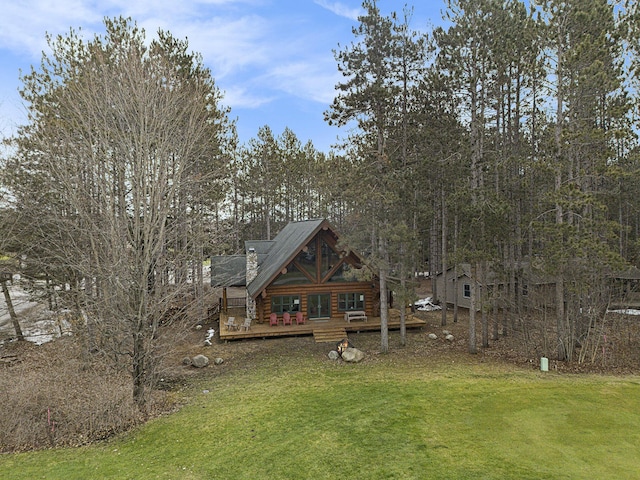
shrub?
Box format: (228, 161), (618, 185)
(0, 337), (161, 452)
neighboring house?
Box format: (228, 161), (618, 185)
(434, 262), (555, 311)
(211, 219), (380, 323)
(609, 266), (640, 309)
(434, 264), (474, 310)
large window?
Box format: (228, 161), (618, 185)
(297, 241), (317, 278)
(271, 295), (300, 314)
(327, 263), (350, 282)
(273, 263), (311, 285)
(338, 292), (365, 311)
(321, 239), (340, 278)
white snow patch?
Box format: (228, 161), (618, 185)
(413, 297), (442, 311)
(22, 317), (73, 345)
(0, 276), (73, 345)
(608, 309), (640, 316)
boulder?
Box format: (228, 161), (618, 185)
(214, 357), (224, 365)
(182, 356), (192, 366)
(445, 334), (455, 342)
(341, 347), (365, 363)
(428, 333), (438, 340)
(191, 354), (210, 368)
(328, 350), (340, 361)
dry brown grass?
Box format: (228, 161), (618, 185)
(0, 337), (165, 452)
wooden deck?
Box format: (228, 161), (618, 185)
(218, 311), (426, 342)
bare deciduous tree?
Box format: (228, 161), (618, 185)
(5, 18), (229, 408)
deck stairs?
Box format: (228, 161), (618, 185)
(313, 327), (347, 343)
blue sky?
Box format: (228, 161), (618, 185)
(0, 1), (445, 152)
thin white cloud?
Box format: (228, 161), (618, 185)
(313, 0), (361, 21)
(0, 0), (102, 57)
(137, 14), (272, 79)
(0, 0), (346, 136)
(221, 85), (274, 109)
(92, 0), (255, 26)
(263, 60), (340, 104)
(0, 0), (263, 59)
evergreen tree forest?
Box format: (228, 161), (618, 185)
(2, 0), (640, 386)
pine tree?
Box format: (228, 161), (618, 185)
(535, 0), (628, 360)
(327, 0), (400, 353)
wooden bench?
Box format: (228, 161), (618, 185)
(344, 310), (367, 323)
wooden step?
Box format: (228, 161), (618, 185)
(313, 327), (347, 343)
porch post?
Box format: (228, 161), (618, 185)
(222, 287), (228, 312)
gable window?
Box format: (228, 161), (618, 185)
(338, 292), (365, 311)
(327, 263), (352, 282)
(297, 241), (317, 279)
(271, 295), (300, 314)
(273, 263), (311, 285)
(463, 283), (471, 298)
(321, 239), (341, 278)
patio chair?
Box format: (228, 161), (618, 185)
(240, 317), (252, 331)
(283, 312), (292, 326)
(225, 317), (238, 331)
(269, 313), (278, 326)
(295, 311), (306, 325)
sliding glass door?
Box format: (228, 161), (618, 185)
(307, 293), (331, 319)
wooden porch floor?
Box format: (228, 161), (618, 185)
(218, 311), (427, 342)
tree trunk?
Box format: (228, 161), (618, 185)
(468, 263), (478, 354)
(453, 214), (459, 323)
(492, 288), (499, 341)
(480, 261), (489, 348)
(2, 279), (23, 341)
(441, 188), (448, 326)
(400, 277), (406, 347)
(400, 253), (407, 347)
(132, 321), (147, 409)
(379, 236), (389, 353)
(554, 30), (567, 362)
(556, 276), (567, 360)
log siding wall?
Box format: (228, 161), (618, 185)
(259, 281), (379, 322)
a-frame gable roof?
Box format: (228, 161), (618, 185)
(247, 218), (333, 299)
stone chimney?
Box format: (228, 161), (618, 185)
(246, 247), (258, 319)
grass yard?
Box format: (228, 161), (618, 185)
(1, 348), (640, 479)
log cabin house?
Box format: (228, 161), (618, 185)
(211, 219), (391, 339)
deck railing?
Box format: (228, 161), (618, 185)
(226, 297), (246, 308)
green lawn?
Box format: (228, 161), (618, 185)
(2, 351), (640, 479)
